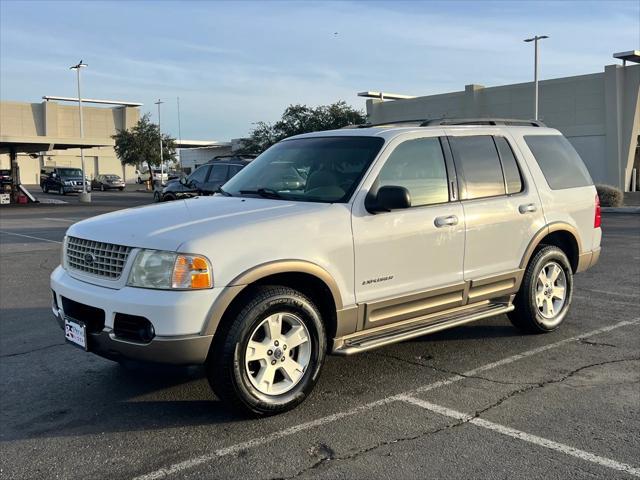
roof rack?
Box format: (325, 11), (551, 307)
(341, 119), (429, 129)
(343, 118), (545, 129)
(420, 118), (546, 127)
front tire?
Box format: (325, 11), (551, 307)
(508, 245), (573, 333)
(206, 286), (326, 416)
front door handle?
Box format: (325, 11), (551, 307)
(434, 215), (459, 228)
(519, 203), (537, 214)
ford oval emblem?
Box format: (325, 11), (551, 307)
(84, 252), (96, 265)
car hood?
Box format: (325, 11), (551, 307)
(66, 196), (329, 251)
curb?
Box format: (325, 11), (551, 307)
(602, 207), (640, 214)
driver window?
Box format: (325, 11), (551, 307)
(377, 137), (449, 207)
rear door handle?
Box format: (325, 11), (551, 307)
(518, 203), (537, 214)
(434, 215), (459, 228)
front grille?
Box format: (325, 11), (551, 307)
(66, 236), (132, 279)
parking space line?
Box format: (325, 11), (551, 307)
(575, 294), (638, 307)
(42, 217), (78, 223)
(581, 288), (639, 299)
(132, 318), (639, 480)
(399, 396), (640, 478)
(0, 230), (62, 244)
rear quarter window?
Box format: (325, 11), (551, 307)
(524, 135), (592, 189)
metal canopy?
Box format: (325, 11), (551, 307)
(613, 50), (640, 65)
(0, 135), (114, 154)
(357, 91), (416, 100)
(42, 96), (143, 107)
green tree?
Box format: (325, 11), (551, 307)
(112, 113), (177, 177)
(240, 101), (366, 154)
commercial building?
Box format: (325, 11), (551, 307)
(361, 58), (639, 191)
(0, 99), (141, 185)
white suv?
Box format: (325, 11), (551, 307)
(51, 119), (601, 415)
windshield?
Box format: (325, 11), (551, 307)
(223, 136), (384, 203)
(58, 168), (83, 177)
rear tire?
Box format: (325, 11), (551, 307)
(163, 193), (177, 202)
(206, 285), (326, 416)
(508, 245), (573, 333)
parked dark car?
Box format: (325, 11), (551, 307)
(156, 156), (254, 202)
(40, 167), (90, 195)
(92, 174), (125, 191)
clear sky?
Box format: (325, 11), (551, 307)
(1, 0), (638, 141)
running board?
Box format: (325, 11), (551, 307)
(332, 303), (514, 355)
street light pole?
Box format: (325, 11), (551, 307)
(155, 99), (164, 188)
(524, 35), (549, 120)
(177, 96), (183, 171)
(70, 60), (90, 202)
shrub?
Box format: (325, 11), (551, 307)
(596, 184), (623, 207)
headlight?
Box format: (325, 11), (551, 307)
(127, 249), (212, 290)
(64, 180), (73, 185)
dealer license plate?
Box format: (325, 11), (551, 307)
(64, 318), (87, 350)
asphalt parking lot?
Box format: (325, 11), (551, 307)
(0, 197), (638, 480)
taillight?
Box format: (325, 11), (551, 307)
(594, 193), (601, 228)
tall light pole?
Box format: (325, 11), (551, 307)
(70, 60), (90, 202)
(524, 35), (548, 120)
(177, 96), (183, 171)
(155, 99), (164, 188)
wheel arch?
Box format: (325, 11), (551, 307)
(520, 223), (582, 273)
(201, 261), (344, 343)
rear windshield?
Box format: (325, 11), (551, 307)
(223, 136), (385, 203)
(524, 135), (592, 189)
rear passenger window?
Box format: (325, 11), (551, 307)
(450, 136), (505, 199)
(377, 137), (449, 207)
(524, 135), (592, 189)
(228, 165), (243, 179)
(494, 137), (523, 194)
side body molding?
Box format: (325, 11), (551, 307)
(201, 260), (345, 336)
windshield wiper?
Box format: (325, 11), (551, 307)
(238, 188), (283, 199)
(216, 186), (232, 197)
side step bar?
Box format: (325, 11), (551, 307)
(333, 303), (514, 355)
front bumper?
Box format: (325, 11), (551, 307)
(51, 266), (219, 365)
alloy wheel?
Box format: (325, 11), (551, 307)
(244, 312), (311, 396)
(535, 261), (567, 322)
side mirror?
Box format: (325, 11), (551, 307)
(366, 185), (411, 213)
(51, 173), (57, 178)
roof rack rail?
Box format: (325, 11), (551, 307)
(341, 119), (430, 129)
(420, 118), (546, 127)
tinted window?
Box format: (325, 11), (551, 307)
(188, 165), (209, 183)
(494, 137), (523, 194)
(450, 136), (505, 199)
(228, 164), (244, 178)
(224, 137), (385, 203)
(208, 164), (228, 183)
(378, 137), (449, 206)
(524, 135), (592, 189)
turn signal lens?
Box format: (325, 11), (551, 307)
(171, 254), (212, 289)
(594, 193), (601, 228)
